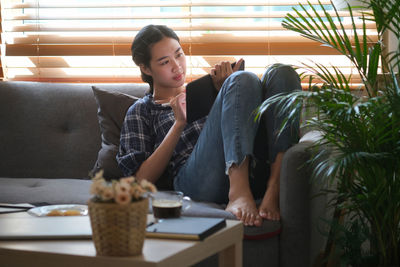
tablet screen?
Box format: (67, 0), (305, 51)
(186, 61), (244, 123)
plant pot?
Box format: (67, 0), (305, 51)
(88, 198), (148, 256)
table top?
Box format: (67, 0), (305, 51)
(0, 211), (243, 267)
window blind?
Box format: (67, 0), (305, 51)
(1, 0), (377, 84)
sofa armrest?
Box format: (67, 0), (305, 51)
(279, 138), (329, 267)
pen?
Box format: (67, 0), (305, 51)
(0, 205), (33, 210)
(146, 221), (155, 227)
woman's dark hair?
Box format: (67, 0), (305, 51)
(131, 25), (180, 93)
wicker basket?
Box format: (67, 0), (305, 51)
(88, 198), (148, 256)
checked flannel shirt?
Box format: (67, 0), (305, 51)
(117, 94), (206, 180)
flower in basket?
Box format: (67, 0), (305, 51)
(90, 170), (157, 205)
(88, 170), (156, 256)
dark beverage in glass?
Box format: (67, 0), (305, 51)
(152, 199), (182, 219)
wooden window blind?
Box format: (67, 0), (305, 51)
(1, 0), (377, 84)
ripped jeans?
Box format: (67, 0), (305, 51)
(174, 65), (301, 204)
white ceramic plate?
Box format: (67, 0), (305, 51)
(28, 204), (88, 217)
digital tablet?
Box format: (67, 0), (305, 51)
(186, 60), (245, 123)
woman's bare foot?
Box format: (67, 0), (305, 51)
(259, 181), (280, 221)
(226, 193), (262, 226)
(226, 157), (262, 226)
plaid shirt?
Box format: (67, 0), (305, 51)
(117, 94), (206, 179)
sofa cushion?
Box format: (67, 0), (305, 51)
(0, 81), (101, 179)
(91, 86), (139, 179)
(0, 178), (92, 205)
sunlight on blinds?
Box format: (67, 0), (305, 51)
(1, 0), (377, 84)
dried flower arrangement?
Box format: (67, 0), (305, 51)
(90, 170), (157, 205)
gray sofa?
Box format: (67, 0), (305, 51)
(0, 81), (328, 267)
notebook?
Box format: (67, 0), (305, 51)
(186, 60), (245, 123)
(0, 216), (92, 240)
(146, 216), (226, 240)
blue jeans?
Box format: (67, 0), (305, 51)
(174, 65), (301, 204)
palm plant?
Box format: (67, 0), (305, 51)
(257, 0), (400, 265)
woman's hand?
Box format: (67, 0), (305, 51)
(170, 92), (187, 127)
(211, 58), (244, 91)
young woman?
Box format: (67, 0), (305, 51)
(117, 25), (300, 226)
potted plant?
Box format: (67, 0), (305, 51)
(258, 0), (400, 265)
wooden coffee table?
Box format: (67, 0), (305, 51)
(0, 212), (243, 267)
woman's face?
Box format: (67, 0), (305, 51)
(141, 37), (187, 91)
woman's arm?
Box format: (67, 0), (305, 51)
(135, 121), (184, 183)
(135, 93), (187, 183)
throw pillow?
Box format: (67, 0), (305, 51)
(91, 86), (139, 179)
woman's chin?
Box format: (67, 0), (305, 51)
(175, 79), (186, 87)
